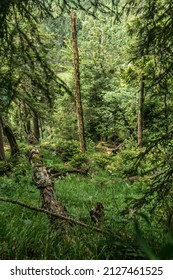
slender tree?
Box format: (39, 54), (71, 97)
(71, 10), (86, 152)
(32, 110), (40, 144)
(3, 125), (19, 157)
(0, 117), (6, 161)
(138, 75), (145, 146)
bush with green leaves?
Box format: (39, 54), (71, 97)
(70, 153), (90, 169)
(55, 140), (80, 162)
(91, 152), (111, 169)
(0, 162), (12, 176)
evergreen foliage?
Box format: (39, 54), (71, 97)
(0, 0), (173, 260)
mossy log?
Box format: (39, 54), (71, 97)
(28, 148), (68, 226)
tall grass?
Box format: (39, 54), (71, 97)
(0, 148), (172, 259)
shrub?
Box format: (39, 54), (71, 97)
(91, 152), (111, 169)
(70, 153), (90, 169)
(55, 140), (80, 161)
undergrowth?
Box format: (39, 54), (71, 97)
(0, 143), (173, 260)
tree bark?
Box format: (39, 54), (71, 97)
(24, 120), (32, 135)
(28, 148), (68, 227)
(0, 117), (6, 161)
(71, 9), (86, 152)
(3, 124), (19, 157)
(138, 76), (145, 146)
(33, 110), (40, 144)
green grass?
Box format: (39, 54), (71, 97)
(0, 147), (172, 260)
(55, 172), (128, 218)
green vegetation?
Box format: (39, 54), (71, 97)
(0, 143), (173, 260)
(0, 0), (173, 260)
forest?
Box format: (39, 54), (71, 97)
(0, 0), (173, 260)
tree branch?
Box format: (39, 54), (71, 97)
(0, 196), (109, 234)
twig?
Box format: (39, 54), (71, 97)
(0, 196), (109, 234)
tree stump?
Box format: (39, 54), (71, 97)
(28, 148), (68, 227)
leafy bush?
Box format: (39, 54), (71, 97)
(55, 140), (80, 161)
(91, 152), (111, 169)
(70, 153), (90, 169)
(106, 143), (141, 176)
(0, 162), (12, 176)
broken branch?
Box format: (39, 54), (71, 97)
(0, 196), (109, 234)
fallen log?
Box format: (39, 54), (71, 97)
(50, 167), (89, 178)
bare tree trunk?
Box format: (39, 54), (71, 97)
(138, 76), (145, 146)
(24, 120), (32, 135)
(3, 124), (19, 157)
(40, 118), (45, 139)
(71, 9), (86, 152)
(0, 117), (6, 161)
(33, 110), (40, 144)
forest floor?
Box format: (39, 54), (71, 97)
(0, 142), (172, 260)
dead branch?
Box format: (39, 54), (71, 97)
(51, 167), (89, 178)
(0, 196), (109, 234)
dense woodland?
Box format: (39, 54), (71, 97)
(0, 0), (173, 260)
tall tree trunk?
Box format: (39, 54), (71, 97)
(40, 118), (45, 139)
(24, 120), (32, 135)
(138, 76), (145, 146)
(0, 117), (6, 161)
(33, 110), (40, 144)
(71, 10), (86, 152)
(3, 124), (19, 157)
